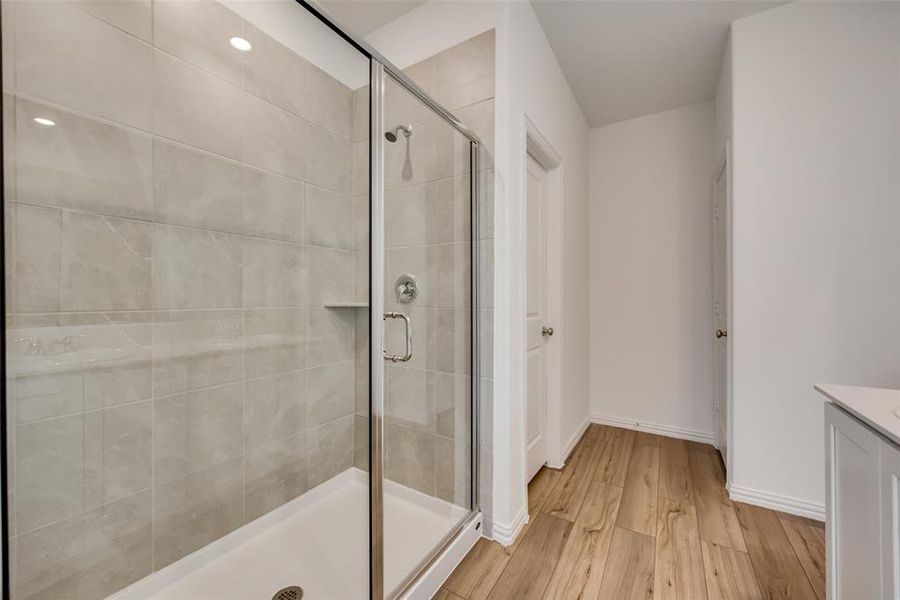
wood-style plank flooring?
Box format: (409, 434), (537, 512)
(439, 425), (824, 600)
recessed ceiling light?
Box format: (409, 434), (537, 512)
(33, 117), (55, 127)
(230, 36), (252, 52)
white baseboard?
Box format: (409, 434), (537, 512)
(727, 483), (825, 522)
(549, 418), (590, 469)
(590, 412), (716, 445)
(490, 502), (528, 546)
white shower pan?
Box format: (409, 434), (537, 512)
(109, 469), (475, 600)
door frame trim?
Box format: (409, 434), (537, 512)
(523, 117), (564, 472)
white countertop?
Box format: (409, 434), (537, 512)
(816, 383), (900, 446)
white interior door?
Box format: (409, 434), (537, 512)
(712, 160), (728, 465)
(525, 154), (549, 482)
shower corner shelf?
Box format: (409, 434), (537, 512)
(323, 302), (369, 308)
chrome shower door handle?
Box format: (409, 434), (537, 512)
(383, 311), (412, 362)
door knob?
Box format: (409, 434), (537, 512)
(716, 329), (728, 339)
(542, 326), (554, 337)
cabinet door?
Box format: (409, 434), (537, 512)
(883, 439), (900, 599)
(826, 403), (882, 599)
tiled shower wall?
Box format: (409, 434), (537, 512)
(351, 31), (495, 531)
(2, 1), (362, 597)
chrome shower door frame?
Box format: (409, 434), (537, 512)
(298, 0), (484, 594)
(369, 61), (482, 600)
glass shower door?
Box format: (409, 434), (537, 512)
(2, 1), (370, 598)
(377, 72), (476, 597)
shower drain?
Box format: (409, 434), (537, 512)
(272, 585), (303, 600)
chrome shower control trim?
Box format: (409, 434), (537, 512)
(395, 273), (418, 304)
(383, 311), (413, 362)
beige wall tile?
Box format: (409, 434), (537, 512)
(355, 251), (369, 303)
(354, 195), (369, 253)
(386, 422), (434, 495)
(153, 0), (243, 86)
(14, 204), (61, 313)
(307, 63), (353, 140)
(83, 362), (153, 411)
(153, 224), (203, 309)
(307, 124), (352, 195)
(385, 183), (438, 248)
(153, 140), (243, 233)
(242, 21), (308, 118)
(434, 242), (471, 309)
(242, 238), (305, 307)
(15, 491), (152, 600)
(385, 59), (438, 129)
(433, 371), (470, 439)
(433, 175), (470, 244)
(353, 140), (369, 197)
(1, 4), (15, 92)
(307, 361), (354, 427)
(83, 401), (152, 508)
(242, 168), (305, 243)
(244, 307), (306, 377)
(201, 231), (244, 308)
(355, 355), (369, 416)
(386, 366), (433, 433)
(14, 372), (83, 424)
(153, 457), (243, 569)
(436, 29), (495, 111)
(307, 306), (354, 367)
(307, 247), (354, 305)
(153, 382), (243, 482)
(244, 433), (308, 521)
(152, 310), (243, 397)
(153, 49), (243, 160)
(242, 94), (308, 180)
(75, 0), (152, 42)
(16, 414), (84, 532)
(435, 435), (470, 506)
(60, 212), (152, 311)
(306, 414), (353, 487)
(427, 308), (471, 374)
(307, 185), (355, 251)
(16, 99), (154, 220)
(352, 86), (369, 144)
(244, 370), (306, 451)
(454, 99), (494, 172)
(15, 2), (152, 129)
(353, 413), (368, 471)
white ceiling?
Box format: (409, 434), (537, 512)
(318, 0), (427, 35)
(317, 0), (783, 127)
(530, 0), (784, 127)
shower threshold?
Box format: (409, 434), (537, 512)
(108, 468), (469, 600)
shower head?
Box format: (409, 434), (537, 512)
(385, 124), (412, 143)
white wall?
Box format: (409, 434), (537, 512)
(728, 1), (900, 514)
(368, 0), (591, 543)
(589, 102), (716, 441)
(714, 35), (732, 157)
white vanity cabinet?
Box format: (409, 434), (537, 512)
(825, 402), (883, 599)
(881, 439), (900, 600)
(821, 385), (900, 600)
